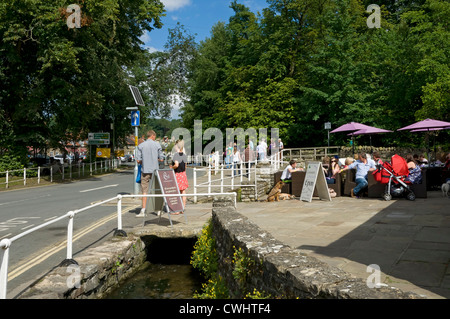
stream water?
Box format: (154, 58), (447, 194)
(105, 262), (203, 299)
(104, 237), (203, 299)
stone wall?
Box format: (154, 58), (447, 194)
(18, 236), (147, 299)
(339, 146), (446, 162)
(17, 196), (423, 299)
(211, 196), (422, 299)
(240, 161), (277, 202)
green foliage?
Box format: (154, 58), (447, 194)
(191, 220), (229, 299)
(191, 220), (218, 278)
(0, 0), (165, 155)
(232, 246), (255, 286)
(0, 153), (25, 173)
(182, 0), (449, 149)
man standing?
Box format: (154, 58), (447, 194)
(136, 130), (164, 217)
(341, 153), (376, 198)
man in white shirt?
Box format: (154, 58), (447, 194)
(281, 160), (304, 181)
(136, 130), (164, 216)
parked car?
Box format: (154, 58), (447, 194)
(120, 154), (133, 162)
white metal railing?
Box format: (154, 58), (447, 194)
(0, 191), (236, 299)
(192, 150), (288, 203)
(0, 159), (120, 189)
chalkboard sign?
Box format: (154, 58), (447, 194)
(155, 169), (184, 213)
(300, 162), (331, 202)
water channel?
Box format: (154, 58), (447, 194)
(104, 237), (203, 299)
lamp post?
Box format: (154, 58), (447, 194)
(325, 122), (331, 147)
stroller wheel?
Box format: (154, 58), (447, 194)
(406, 192), (416, 201)
(383, 193), (392, 201)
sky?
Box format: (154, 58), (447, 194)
(141, 0), (269, 52)
(140, 1), (270, 119)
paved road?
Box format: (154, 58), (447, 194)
(1, 166), (147, 298)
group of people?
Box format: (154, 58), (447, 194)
(340, 152), (426, 198)
(224, 138), (284, 166)
(135, 130), (189, 217)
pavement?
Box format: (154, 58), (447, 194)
(151, 189), (450, 299)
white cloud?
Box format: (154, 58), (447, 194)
(161, 0), (192, 11)
(140, 32), (151, 44)
(144, 46), (160, 53)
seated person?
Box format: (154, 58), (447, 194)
(405, 154), (422, 184)
(443, 153), (450, 171)
(372, 151), (383, 165)
(341, 153), (376, 198)
(281, 160), (304, 182)
(326, 157), (341, 184)
(418, 154), (428, 167)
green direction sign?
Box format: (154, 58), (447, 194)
(88, 132), (110, 145)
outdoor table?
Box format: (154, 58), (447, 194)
(425, 166), (443, 190)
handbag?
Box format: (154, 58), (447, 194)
(136, 164), (142, 183)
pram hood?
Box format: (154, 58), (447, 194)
(389, 154), (409, 176)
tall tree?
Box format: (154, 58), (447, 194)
(0, 0), (165, 158)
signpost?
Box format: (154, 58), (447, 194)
(300, 162), (332, 202)
(147, 169), (185, 228)
(325, 122), (331, 147)
(88, 132), (110, 163)
(88, 133), (110, 145)
(128, 85), (144, 195)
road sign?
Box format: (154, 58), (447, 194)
(131, 111), (140, 127)
(96, 148), (111, 158)
(88, 133), (110, 145)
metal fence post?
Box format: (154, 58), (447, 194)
(0, 239), (11, 299)
(60, 211), (78, 267)
(23, 168), (26, 186)
(193, 167), (197, 203)
(208, 166), (211, 195)
(114, 195), (127, 237)
(220, 164), (224, 193)
(5, 171), (8, 189)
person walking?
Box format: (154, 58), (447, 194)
(135, 130), (164, 217)
(232, 145), (242, 176)
(171, 140), (189, 211)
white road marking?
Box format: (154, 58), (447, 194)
(79, 184), (119, 193)
(0, 233), (12, 240)
(21, 224), (35, 231)
(0, 194), (51, 206)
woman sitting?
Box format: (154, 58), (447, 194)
(405, 154), (422, 184)
(327, 157), (341, 184)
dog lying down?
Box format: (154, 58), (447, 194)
(263, 181), (296, 202)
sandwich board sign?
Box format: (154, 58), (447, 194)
(300, 162), (331, 202)
(146, 169), (185, 227)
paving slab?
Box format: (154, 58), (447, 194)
(235, 192), (450, 299)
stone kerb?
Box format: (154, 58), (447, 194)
(18, 236), (146, 299)
(211, 197), (422, 299)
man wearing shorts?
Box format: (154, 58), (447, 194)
(136, 130), (164, 217)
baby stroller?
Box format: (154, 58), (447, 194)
(372, 154), (416, 201)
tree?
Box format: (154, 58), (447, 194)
(0, 0), (165, 159)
